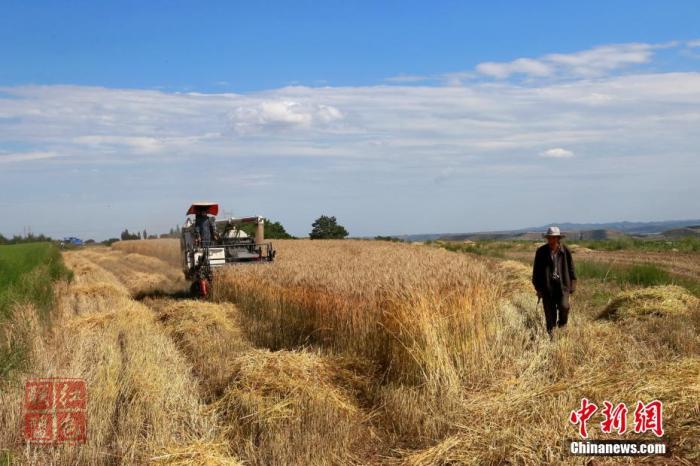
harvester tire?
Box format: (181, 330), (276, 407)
(190, 279), (211, 299)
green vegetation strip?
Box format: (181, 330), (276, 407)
(432, 239), (700, 296)
(428, 240), (510, 258)
(577, 260), (700, 296)
(577, 236), (700, 252)
(0, 243), (72, 380)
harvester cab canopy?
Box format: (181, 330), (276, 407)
(187, 202), (219, 216)
(180, 202), (276, 296)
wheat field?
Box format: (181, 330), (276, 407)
(1, 238), (698, 464)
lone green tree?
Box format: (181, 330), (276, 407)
(120, 229), (138, 241)
(239, 218), (294, 239)
(309, 215), (348, 239)
(264, 220), (294, 239)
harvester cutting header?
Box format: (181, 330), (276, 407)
(181, 202), (276, 298)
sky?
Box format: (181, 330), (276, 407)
(1, 1), (699, 239)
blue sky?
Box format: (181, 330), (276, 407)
(3, 1), (699, 91)
(1, 1), (699, 239)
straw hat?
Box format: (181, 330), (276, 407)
(543, 226), (565, 238)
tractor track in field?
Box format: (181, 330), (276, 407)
(39, 248), (236, 464)
(45, 242), (700, 465)
(66, 246), (253, 397)
(58, 247), (384, 464)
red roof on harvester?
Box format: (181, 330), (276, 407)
(186, 202), (219, 216)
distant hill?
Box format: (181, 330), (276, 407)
(439, 228), (627, 242)
(524, 220), (700, 235)
(660, 225), (700, 239)
(397, 219), (700, 242)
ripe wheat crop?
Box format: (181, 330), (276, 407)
(6, 239), (694, 464)
(211, 239), (700, 461)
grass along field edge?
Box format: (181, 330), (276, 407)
(576, 260), (700, 296)
(430, 240), (700, 296)
(0, 243), (73, 380)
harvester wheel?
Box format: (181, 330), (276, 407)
(190, 279), (211, 299)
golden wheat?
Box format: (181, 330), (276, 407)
(78, 245), (378, 464)
(113, 239), (181, 268)
(214, 348), (374, 465)
(208, 240), (699, 462)
(108, 237), (700, 462)
(143, 297), (251, 399)
(0, 250), (239, 465)
(5, 239), (696, 464)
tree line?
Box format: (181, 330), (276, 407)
(1, 214), (351, 247)
(0, 233), (54, 245)
(118, 215), (350, 240)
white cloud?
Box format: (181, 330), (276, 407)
(440, 71), (475, 86)
(687, 39), (700, 48)
(2, 42), (700, 239)
(385, 74), (431, 83)
(475, 42), (656, 80)
(476, 58), (553, 79)
(315, 104), (343, 123)
(0, 151), (58, 163)
(74, 135), (164, 153)
(545, 43), (653, 77)
(2, 70), (700, 168)
(216, 173), (275, 187)
(540, 148), (574, 158)
(230, 100), (343, 133)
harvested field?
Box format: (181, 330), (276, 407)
(2, 245), (384, 464)
(113, 239), (181, 268)
(78, 247), (186, 296)
(600, 285), (699, 320)
(0, 250), (234, 465)
(143, 297), (251, 399)
(505, 247), (700, 283)
(3, 239), (698, 464)
(206, 239), (698, 462)
(214, 348), (375, 465)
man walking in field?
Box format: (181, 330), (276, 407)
(532, 226), (577, 336)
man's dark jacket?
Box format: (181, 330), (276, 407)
(532, 244), (577, 295)
(195, 214), (217, 244)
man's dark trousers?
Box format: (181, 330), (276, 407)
(542, 282), (569, 334)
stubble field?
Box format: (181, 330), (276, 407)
(1, 238), (698, 464)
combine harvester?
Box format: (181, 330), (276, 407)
(181, 202), (276, 298)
